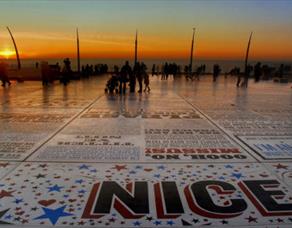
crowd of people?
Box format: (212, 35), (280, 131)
(105, 61), (150, 94)
(81, 64), (108, 78)
(0, 59), (291, 89)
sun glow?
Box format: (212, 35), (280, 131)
(0, 49), (15, 59)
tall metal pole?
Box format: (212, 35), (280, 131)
(244, 32), (253, 73)
(76, 28), (80, 73)
(189, 28), (195, 74)
(134, 30), (138, 65)
(6, 26), (21, 70)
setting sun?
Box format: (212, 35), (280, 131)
(0, 49), (15, 59)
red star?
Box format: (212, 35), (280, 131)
(113, 165), (127, 171)
(0, 162), (9, 168)
(0, 190), (14, 199)
(78, 221), (85, 225)
(21, 219), (29, 224)
(274, 163), (288, 169)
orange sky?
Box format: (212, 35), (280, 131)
(0, 1), (292, 61)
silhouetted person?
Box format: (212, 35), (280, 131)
(0, 62), (11, 87)
(106, 65), (119, 93)
(184, 65), (190, 80)
(137, 62), (146, 93)
(131, 62), (140, 93)
(213, 64), (221, 82)
(241, 65), (253, 88)
(236, 73), (242, 87)
(61, 58), (72, 85)
(254, 62), (262, 82)
(41, 61), (50, 86)
(120, 61), (132, 94)
(165, 63), (169, 80)
(278, 64), (284, 78)
(143, 66), (150, 92)
(152, 64), (156, 76)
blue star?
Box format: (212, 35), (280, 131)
(34, 206), (73, 225)
(225, 164), (233, 169)
(75, 179), (84, 184)
(133, 221), (141, 226)
(79, 164), (90, 170)
(47, 184), (64, 192)
(78, 189), (86, 194)
(157, 165), (165, 170)
(4, 214), (12, 220)
(153, 220), (162, 225)
(232, 172), (244, 179)
(154, 174), (160, 178)
(219, 176), (225, 180)
(135, 165), (142, 169)
(129, 170), (136, 174)
(13, 198), (23, 204)
(167, 220), (175, 225)
(90, 169), (97, 173)
(63, 194), (69, 198)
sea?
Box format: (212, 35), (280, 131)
(2, 58), (291, 73)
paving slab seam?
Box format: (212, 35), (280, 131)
(20, 94), (105, 162)
(178, 94), (262, 163)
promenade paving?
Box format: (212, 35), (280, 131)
(0, 75), (291, 227)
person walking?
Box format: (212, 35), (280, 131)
(0, 62), (11, 87)
(143, 67), (150, 92)
(120, 61), (132, 94)
(213, 64), (221, 82)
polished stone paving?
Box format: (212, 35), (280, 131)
(0, 75), (292, 227)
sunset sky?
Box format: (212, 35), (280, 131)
(0, 0), (291, 61)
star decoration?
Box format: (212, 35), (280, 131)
(0, 209), (11, 225)
(133, 220), (141, 226)
(192, 218), (200, 223)
(0, 190), (14, 199)
(157, 165), (165, 170)
(221, 219), (228, 224)
(277, 218), (284, 222)
(0, 163), (9, 168)
(153, 220), (162, 225)
(274, 163), (288, 170)
(13, 198), (23, 204)
(47, 184), (64, 192)
(231, 172), (244, 179)
(78, 189), (86, 194)
(146, 216), (153, 221)
(245, 215), (258, 223)
(34, 206), (73, 225)
(113, 165), (127, 171)
(35, 174), (46, 179)
(75, 179), (84, 184)
(167, 220), (175, 225)
(79, 164), (90, 170)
